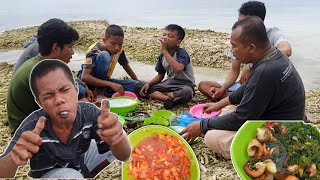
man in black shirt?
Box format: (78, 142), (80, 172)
(180, 16), (305, 159)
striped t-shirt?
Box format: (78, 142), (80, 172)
(1, 102), (110, 178)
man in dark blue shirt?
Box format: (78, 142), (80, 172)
(180, 17), (305, 159)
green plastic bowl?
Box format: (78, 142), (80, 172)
(122, 125), (200, 180)
(143, 116), (170, 126)
(231, 121), (320, 180)
(109, 97), (140, 115)
(231, 121), (265, 180)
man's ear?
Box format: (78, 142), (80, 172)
(177, 39), (182, 46)
(74, 81), (79, 95)
(51, 43), (60, 55)
(249, 43), (257, 53)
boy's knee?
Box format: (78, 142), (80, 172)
(78, 84), (86, 99)
(175, 87), (193, 103)
(97, 51), (111, 62)
(128, 79), (139, 86)
(198, 81), (206, 88)
(123, 80), (140, 92)
(134, 81), (145, 93)
(183, 87), (194, 99)
(198, 81), (209, 91)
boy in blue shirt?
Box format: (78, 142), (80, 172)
(78, 25), (139, 97)
(138, 24), (195, 109)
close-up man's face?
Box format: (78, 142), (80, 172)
(35, 68), (78, 125)
(230, 27), (252, 64)
(161, 30), (181, 48)
(104, 35), (124, 55)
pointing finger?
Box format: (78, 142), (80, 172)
(32, 116), (46, 135)
(100, 99), (110, 116)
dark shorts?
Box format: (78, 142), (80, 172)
(137, 78), (195, 104)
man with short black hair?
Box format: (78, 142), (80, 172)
(181, 16), (305, 160)
(198, 0), (292, 101)
(7, 18), (80, 134)
(0, 60), (131, 178)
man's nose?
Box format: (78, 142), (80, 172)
(54, 93), (66, 105)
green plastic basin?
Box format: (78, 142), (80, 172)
(152, 109), (175, 119)
(231, 121), (265, 180)
(231, 121), (320, 180)
(109, 97), (140, 115)
(122, 125), (200, 180)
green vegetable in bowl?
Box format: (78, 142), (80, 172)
(243, 122), (320, 179)
(231, 121), (320, 180)
(278, 122), (320, 168)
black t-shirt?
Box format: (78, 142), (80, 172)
(201, 49), (305, 132)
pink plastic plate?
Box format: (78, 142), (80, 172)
(189, 104), (221, 118)
(112, 91), (138, 98)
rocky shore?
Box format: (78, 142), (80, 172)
(0, 20), (231, 68)
(0, 20), (319, 179)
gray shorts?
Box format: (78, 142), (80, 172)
(84, 139), (116, 172)
(41, 140), (115, 178)
(148, 78), (195, 104)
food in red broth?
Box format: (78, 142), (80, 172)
(129, 134), (191, 180)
